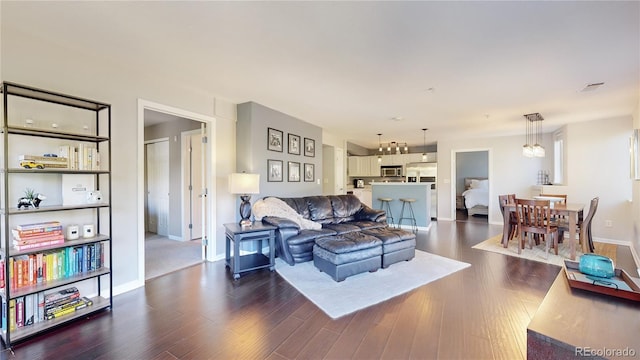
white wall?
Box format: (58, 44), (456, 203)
(1, 21), (237, 292)
(565, 116), (633, 241)
(438, 116), (634, 244)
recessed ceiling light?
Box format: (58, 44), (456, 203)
(580, 82), (605, 92)
(391, 117), (404, 121)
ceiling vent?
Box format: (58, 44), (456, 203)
(580, 82), (605, 92)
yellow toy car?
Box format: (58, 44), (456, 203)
(20, 160), (45, 169)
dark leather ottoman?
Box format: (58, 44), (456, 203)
(313, 232), (382, 282)
(362, 227), (416, 268)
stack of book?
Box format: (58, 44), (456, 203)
(12, 221), (64, 251)
(2, 287), (94, 330)
(44, 287), (93, 321)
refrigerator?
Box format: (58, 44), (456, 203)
(405, 162), (437, 218)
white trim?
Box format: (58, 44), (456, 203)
(113, 280), (144, 296)
(144, 137), (170, 145)
(397, 223), (432, 232)
(137, 99), (216, 288)
(450, 147), (493, 223)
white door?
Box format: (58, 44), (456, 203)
(146, 140), (170, 236)
(182, 130), (204, 241)
(198, 123), (208, 259)
(335, 147), (345, 194)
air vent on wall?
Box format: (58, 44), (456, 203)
(580, 82), (605, 92)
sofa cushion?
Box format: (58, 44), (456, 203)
(313, 245), (382, 266)
(287, 229), (337, 246)
(362, 227), (417, 253)
(315, 232), (381, 253)
(305, 196), (335, 223)
(350, 220), (387, 230)
(328, 195), (362, 223)
(322, 223), (362, 234)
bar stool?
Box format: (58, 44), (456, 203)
(378, 197), (395, 227)
(398, 198), (418, 233)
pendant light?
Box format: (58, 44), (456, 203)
(421, 128), (428, 161)
(523, 113), (545, 158)
(377, 133), (383, 162)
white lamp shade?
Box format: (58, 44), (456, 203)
(228, 173), (260, 194)
(533, 144), (545, 157)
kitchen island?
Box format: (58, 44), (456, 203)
(371, 183), (432, 230)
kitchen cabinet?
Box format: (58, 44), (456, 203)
(348, 156), (380, 177)
(349, 153), (437, 176)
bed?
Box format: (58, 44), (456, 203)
(462, 178), (489, 217)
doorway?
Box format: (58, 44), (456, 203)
(138, 99), (216, 284)
(454, 149), (490, 223)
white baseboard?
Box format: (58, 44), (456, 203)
(168, 235), (183, 241)
(113, 279), (144, 296)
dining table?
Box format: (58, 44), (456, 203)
(502, 202), (585, 260)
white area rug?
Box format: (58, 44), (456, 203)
(472, 234), (616, 267)
(275, 250), (470, 319)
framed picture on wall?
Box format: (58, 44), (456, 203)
(304, 163), (314, 182)
(288, 161), (300, 182)
(267, 159), (283, 182)
(288, 133), (301, 155)
(304, 137), (315, 157)
(267, 128), (283, 152)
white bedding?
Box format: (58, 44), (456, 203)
(462, 188), (489, 209)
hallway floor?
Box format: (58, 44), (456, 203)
(145, 232), (202, 280)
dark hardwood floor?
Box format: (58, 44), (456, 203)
(3, 220), (620, 359)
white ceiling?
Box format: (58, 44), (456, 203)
(3, 1), (639, 149)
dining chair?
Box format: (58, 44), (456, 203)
(514, 198), (559, 256)
(498, 194), (518, 241)
(558, 197), (599, 253)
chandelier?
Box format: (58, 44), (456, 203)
(377, 134), (408, 158)
(523, 113), (545, 158)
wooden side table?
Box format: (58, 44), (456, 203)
(224, 222), (276, 280)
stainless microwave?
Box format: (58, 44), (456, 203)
(381, 166), (403, 177)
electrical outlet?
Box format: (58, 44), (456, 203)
(605, 220), (613, 228)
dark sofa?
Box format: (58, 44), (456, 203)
(261, 194), (388, 265)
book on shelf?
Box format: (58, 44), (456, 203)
(12, 230), (64, 242)
(45, 287), (79, 304)
(12, 225), (63, 237)
(58, 144), (100, 170)
(13, 238), (65, 251)
(16, 297), (24, 328)
(18, 154), (69, 168)
(16, 221), (61, 231)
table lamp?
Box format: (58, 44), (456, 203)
(228, 172), (260, 227)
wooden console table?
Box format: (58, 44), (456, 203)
(527, 270), (640, 359)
